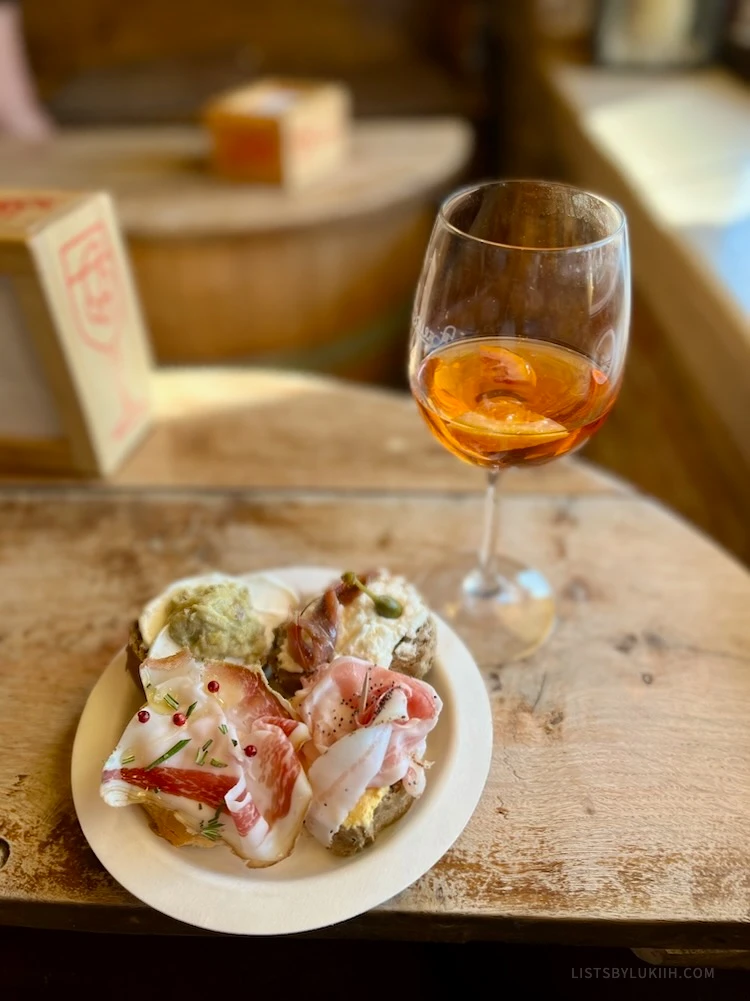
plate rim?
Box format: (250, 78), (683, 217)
(71, 565), (493, 935)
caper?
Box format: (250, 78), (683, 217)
(341, 571), (403, 619)
(373, 595), (404, 618)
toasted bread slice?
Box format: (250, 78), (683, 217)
(141, 801), (217, 850)
(329, 782), (414, 856)
(390, 616), (437, 680)
(143, 782), (414, 858)
(140, 801), (290, 868)
(125, 620), (149, 690)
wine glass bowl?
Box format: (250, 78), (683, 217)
(409, 180), (630, 663)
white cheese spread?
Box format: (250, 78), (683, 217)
(278, 572), (430, 672)
(335, 573), (429, 667)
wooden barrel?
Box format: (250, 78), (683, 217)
(128, 201), (435, 381)
(0, 120), (472, 382)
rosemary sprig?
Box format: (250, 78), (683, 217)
(195, 738), (213, 766)
(185, 701), (198, 719)
(209, 758), (228, 768)
(200, 806), (224, 841)
(144, 738), (190, 771)
(218, 724), (228, 735)
(163, 692), (179, 710)
(121, 753), (136, 766)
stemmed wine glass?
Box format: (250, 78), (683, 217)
(409, 180), (630, 662)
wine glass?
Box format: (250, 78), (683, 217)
(409, 179), (630, 662)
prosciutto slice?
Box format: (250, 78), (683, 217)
(293, 656), (442, 846)
(101, 651), (312, 866)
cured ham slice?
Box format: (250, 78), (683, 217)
(101, 652), (312, 867)
(293, 656), (442, 846)
(206, 659), (298, 730)
(105, 765), (236, 808)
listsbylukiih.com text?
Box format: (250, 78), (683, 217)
(572, 967), (714, 979)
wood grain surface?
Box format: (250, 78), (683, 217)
(1, 488), (749, 945)
(0, 368), (623, 496)
(125, 204), (436, 369)
(0, 121), (472, 237)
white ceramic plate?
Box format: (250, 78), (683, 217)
(71, 566), (493, 935)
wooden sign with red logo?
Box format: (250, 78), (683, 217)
(0, 189), (153, 475)
(203, 78), (351, 188)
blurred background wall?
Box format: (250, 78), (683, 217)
(24, 0), (493, 149)
(1, 0), (749, 562)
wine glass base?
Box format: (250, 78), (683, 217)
(419, 554), (556, 666)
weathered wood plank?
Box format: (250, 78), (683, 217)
(0, 369), (625, 495)
(1, 490), (748, 943)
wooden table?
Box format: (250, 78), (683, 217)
(2, 369), (750, 948)
(0, 121), (472, 378)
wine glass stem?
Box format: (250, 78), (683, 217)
(474, 468), (502, 596)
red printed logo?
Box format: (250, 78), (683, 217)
(61, 221), (125, 348)
(60, 220), (146, 444)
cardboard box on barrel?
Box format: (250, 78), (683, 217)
(203, 78), (351, 188)
(0, 190), (153, 476)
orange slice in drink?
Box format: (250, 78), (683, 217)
(431, 358), (469, 416)
(479, 344), (537, 388)
(452, 400), (567, 451)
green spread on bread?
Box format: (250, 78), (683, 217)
(166, 582), (266, 661)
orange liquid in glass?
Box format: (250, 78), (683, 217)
(413, 337), (617, 468)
